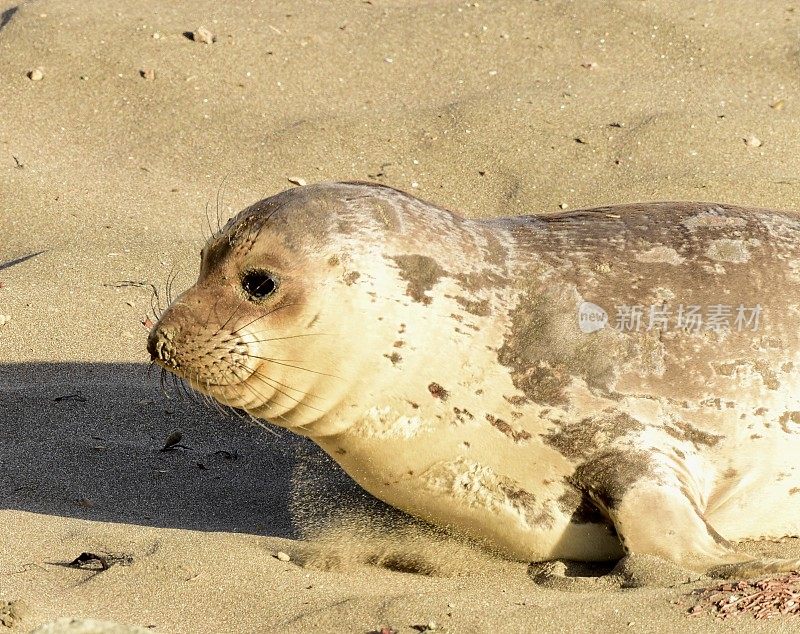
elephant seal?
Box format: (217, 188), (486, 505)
(148, 181), (800, 578)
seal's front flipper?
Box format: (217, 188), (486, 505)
(572, 449), (800, 578)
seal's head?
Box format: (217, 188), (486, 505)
(149, 184), (352, 430)
(148, 182), (476, 434)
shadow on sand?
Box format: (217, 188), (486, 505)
(0, 361), (390, 539)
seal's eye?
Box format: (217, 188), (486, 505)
(241, 270), (277, 300)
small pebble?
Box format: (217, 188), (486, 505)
(276, 551), (291, 562)
(28, 68), (44, 81)
(161, 430), (183, 451)
(192, 26), (216, 44)
(140, 68), (156, 81)
(287, 177), (307, 186)
(745, 135), (762, 147)
(152, 32), (162, 40)
(770, 99), (786, 111)
(560, 203), (568, 209)
(0, 315), (10, 327)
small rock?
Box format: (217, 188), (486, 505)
(560, 203), (568, 209)
(0, 315), (10, 327)
(28, 68), (44, 81)
(161, 430), (183, 451)
(192, 26), (216, 44)
(276, 551), (291, 562)
(140, 68), (156, 80)
(745, 135), (762, 147)
(287, 177), (307, 186)
(152, 32), (162, 40)
(770, 99), (786, 111)
(581, 61), (598, 70)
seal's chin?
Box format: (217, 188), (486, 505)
(186, 364), (295, 420)
(187, 372), (261, 410)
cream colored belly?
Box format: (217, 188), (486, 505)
(316, 433), (623, 562)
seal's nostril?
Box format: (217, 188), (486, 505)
(147, 326), (163, 361)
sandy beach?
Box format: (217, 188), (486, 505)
(3, 1), (800, 631)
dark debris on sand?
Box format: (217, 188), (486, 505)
(689, 572), (800, 619)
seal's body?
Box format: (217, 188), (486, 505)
(149, 182), (800, 577)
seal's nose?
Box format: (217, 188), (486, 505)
(148, 325), (180, 369)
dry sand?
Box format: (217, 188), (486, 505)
(2, 0), (800, 631)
